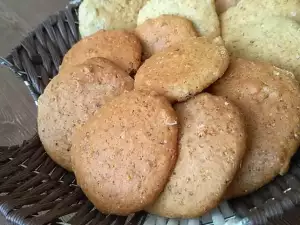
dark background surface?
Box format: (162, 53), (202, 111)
(0, 1), (68, 224)
(0, 0), (299, 224)
(0, 0), (69, 146)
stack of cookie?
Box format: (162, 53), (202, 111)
(37, 0), (300, 219)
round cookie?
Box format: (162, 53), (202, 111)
(71, 90), (178, 215)
(221, 16), (300, 82)
(221, 0), (300, 26)
(135, 15), (198, 60)
(210, 58), (300, 198)
(134, 37), (229, 102)
(61, 30), (142, 74)
(147, 93), (247, 218)
(137, 0), (220, 38)
(38, 57), (134, 171)
(78, 0), (148, 37)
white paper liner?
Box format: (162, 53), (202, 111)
(143, 201), (250, 225)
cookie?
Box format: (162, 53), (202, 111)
(61, 30), (142, 74)
(135, 15), (198, 59)
(137, 0), (220, 38)
(71, 90), (178, 215)
(221, 0), (300, 26)
(38, 57), (134, 171)
(221, 16), (300, 82)
(79, 0), (148, 37)
(147, 93), (247, 218)
(134, 37), (229, 102)
(210, 58), (300, 198)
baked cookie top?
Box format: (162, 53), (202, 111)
(137, 0), (220, 38)
(147, 93), (247, 218)
(61, 30), (142, 74)
(135, 15), (197, 59)
(221, 0), (300, 25)
(71, 90), (178, 215)
(210, 58), (300, 198)
(38, 57), (134, 171)
(79, 0), (148, 37)
(135, 37), (229, 102)
(222, 14), (300, 82)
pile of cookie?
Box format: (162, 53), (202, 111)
(37, 0), (300, 219)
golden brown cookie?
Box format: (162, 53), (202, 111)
(135, 15), (198, 59)
(147, 93), (247, 218)
(210, 58), (300, 198)
(61, 30), (142, 74)
(134, 37), (229, 102)
(79, 0), (148, 37)
(38, 57), (134, 171)
(71, 90), (178, 215)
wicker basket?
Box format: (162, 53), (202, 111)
(1, 4), (300, 225)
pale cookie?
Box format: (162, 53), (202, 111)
(79, 0), (148, 37)
(222, 16), (300, 82)
(71, 90), (178, 215)
(61, 30), (142, 74)
(135, 15), (198, 59)
(147, 93), (247, 218)
(38, 57), (134, 171)
(221, 0), (300, 26)
(134, 37), (229, 102)
(137, 0), (220, 38)
(210, 58), (300, 198)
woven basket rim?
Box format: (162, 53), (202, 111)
(1, 3), (300, 225)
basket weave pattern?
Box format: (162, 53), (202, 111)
(1, 5), (300, 225)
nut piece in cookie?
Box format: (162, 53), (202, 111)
(71, 90), (178, 215)
(210, 58), (300, 198)
(135, 37), (229, 102)
(38, 57), (134, 171)
(135, 15), (198, 59)
(147, 93), (247, 218)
